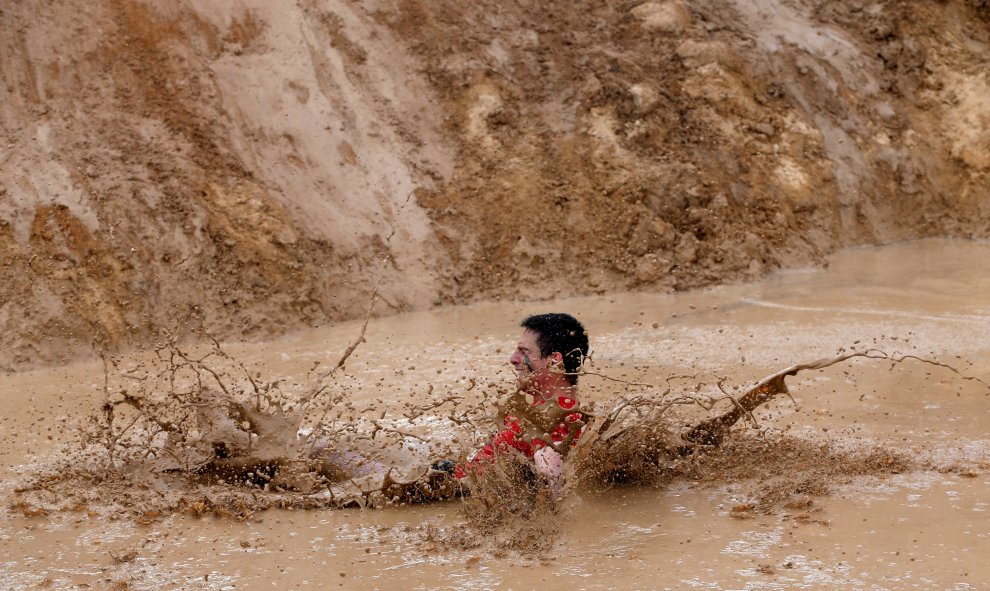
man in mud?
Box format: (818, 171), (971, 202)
(316, 313), (589, 491)
(444, 313), (590, 483)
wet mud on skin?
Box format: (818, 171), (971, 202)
(2, 238), (989, 590)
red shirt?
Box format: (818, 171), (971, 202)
(454, 395), (584, 478)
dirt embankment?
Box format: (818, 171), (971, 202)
(1, 0), (988, 370)
(400, 0), (990, 301)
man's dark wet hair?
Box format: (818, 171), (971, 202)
(521, 313), (589, 385)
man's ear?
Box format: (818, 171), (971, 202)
(548, 351), (564, 364)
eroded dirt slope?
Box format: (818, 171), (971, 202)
(400, 0), (990, 301)
(1, 0), (988, 370)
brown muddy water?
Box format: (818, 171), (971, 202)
(2, 238), (989, 590)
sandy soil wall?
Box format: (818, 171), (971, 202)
(1, 0), (988, 370)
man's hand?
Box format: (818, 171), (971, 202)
(533, 446), (564, 483)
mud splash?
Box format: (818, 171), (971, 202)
(11, 329), (985, 554)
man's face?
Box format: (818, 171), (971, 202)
(509, 329), (551, 393)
